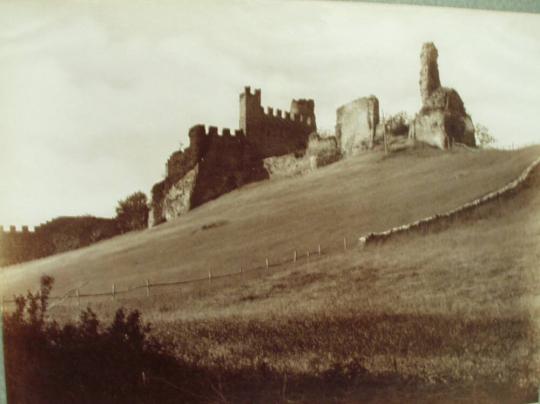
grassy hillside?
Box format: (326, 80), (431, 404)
(4, 145), (540, 402)
(1, 145), (539, 299)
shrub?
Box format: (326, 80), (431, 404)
(2, 275), (199, 403)
(385, 112), (410, 136)
(115, 191), (150, 233)
(475, 123), (496, 148)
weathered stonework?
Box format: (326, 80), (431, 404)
(150, 124), (268, 225)
(239, 87), (316, 158)
(162, 165), (199, 221)
(409, 42), (475, 149)
(263, 133), (340, 178)
(335, 96), (379, 156)
(419, 42), (441, 106)
(150, 87), (316, 225)
(306, 132), (341, 167)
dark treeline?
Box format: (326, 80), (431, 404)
(0, 191), (149, 268)
(0, 216), (120, 267)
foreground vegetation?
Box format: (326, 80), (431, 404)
(15, 150), (536, 402)
(5, 278), (536, 403)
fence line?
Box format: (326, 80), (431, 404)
(1, 247), (334, 305)
(2, 155), (539, 307)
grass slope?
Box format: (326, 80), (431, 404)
(5, 145), (540, 402)
(77, 148), (540, 401)
(2, 146), (539, 298)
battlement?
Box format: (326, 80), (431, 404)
(191, 124), (245, 139)
(0, 224), (35, 235)
(261, 106), (315, 126)
(240, 85), (316, 133)
(153, 85), (319, 226)
(243, 86), (262, 98)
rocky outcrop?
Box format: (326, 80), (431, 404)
(409, 43), (475, 149)
(335, 96), (379, 156)
(150, 124), (268, 226)
(162, 165), (199, 221)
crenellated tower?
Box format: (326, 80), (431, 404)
(239, 86), (262, 135)
(151, 85), (318, 226)
(238, 86), (316, 158)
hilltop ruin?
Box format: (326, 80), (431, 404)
(149, 87), (333, 226)
(3, 41), (478, 261)
(336, 96), (380, 155)
(150, 42), (477, 226)
(409, 42), (476, 148)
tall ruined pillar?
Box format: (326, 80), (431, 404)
(419, 42), (441, 106)
(412, 42), (476, 149)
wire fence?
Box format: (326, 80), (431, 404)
(2, 152), (539, 310)
(0, 238), (349, 309)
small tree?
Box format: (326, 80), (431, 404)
(475, 123), (495, 148)
(385, 112), (410, 136)
(115, 191), (149, 233)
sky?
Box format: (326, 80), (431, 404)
(0, 0), (539, 228)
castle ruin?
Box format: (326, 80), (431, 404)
(150, 87), (318, 226)
(239, 87), (316, 158)
(409, 42), (475, 148)
(335, 96), (380, 155)
(335, 42), (475, 152)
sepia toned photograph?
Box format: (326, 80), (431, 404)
(1, 0), (540, 402)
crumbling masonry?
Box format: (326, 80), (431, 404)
(150, 87), (317, 225)
(409, 42), (475, 148)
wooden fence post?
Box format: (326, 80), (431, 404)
(343, 237), (347, 250)
(146, 279), (150, 297)
(307, 251), (310, 264)
(382, 112), (388, 155)
(265, 257), (269, 271)
(318, 244), (321, 256)
(208, 270), (212, 286)
(112, 283), (116, 300)
(293, 250), (297, 264)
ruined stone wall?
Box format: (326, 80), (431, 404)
(0, 218), (119, 267)
(335, 96), (379, 156)
(151, 125), (268, 225)
(263, 133), (341, 178)
(190, 126), (267, 208)
(0, 226), (36, 267)
(359, 156), (540, 246)
(151, 86), (319, 225)
(420, 42), (441, 105)
(239, 86), (316, 159)
(410, 42), (475, 149)
(306, 133), (341, 167)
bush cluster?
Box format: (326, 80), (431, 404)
(2, 276), (200, 403)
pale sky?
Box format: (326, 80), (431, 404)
(0, 0), (539, 228)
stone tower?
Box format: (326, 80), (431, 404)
(419, 42), (441, 106)
(239, 86), (262, 135)
(238, 86), (316, 158)
(409, 42), (476, 149)
(290, 99), (316, 128)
